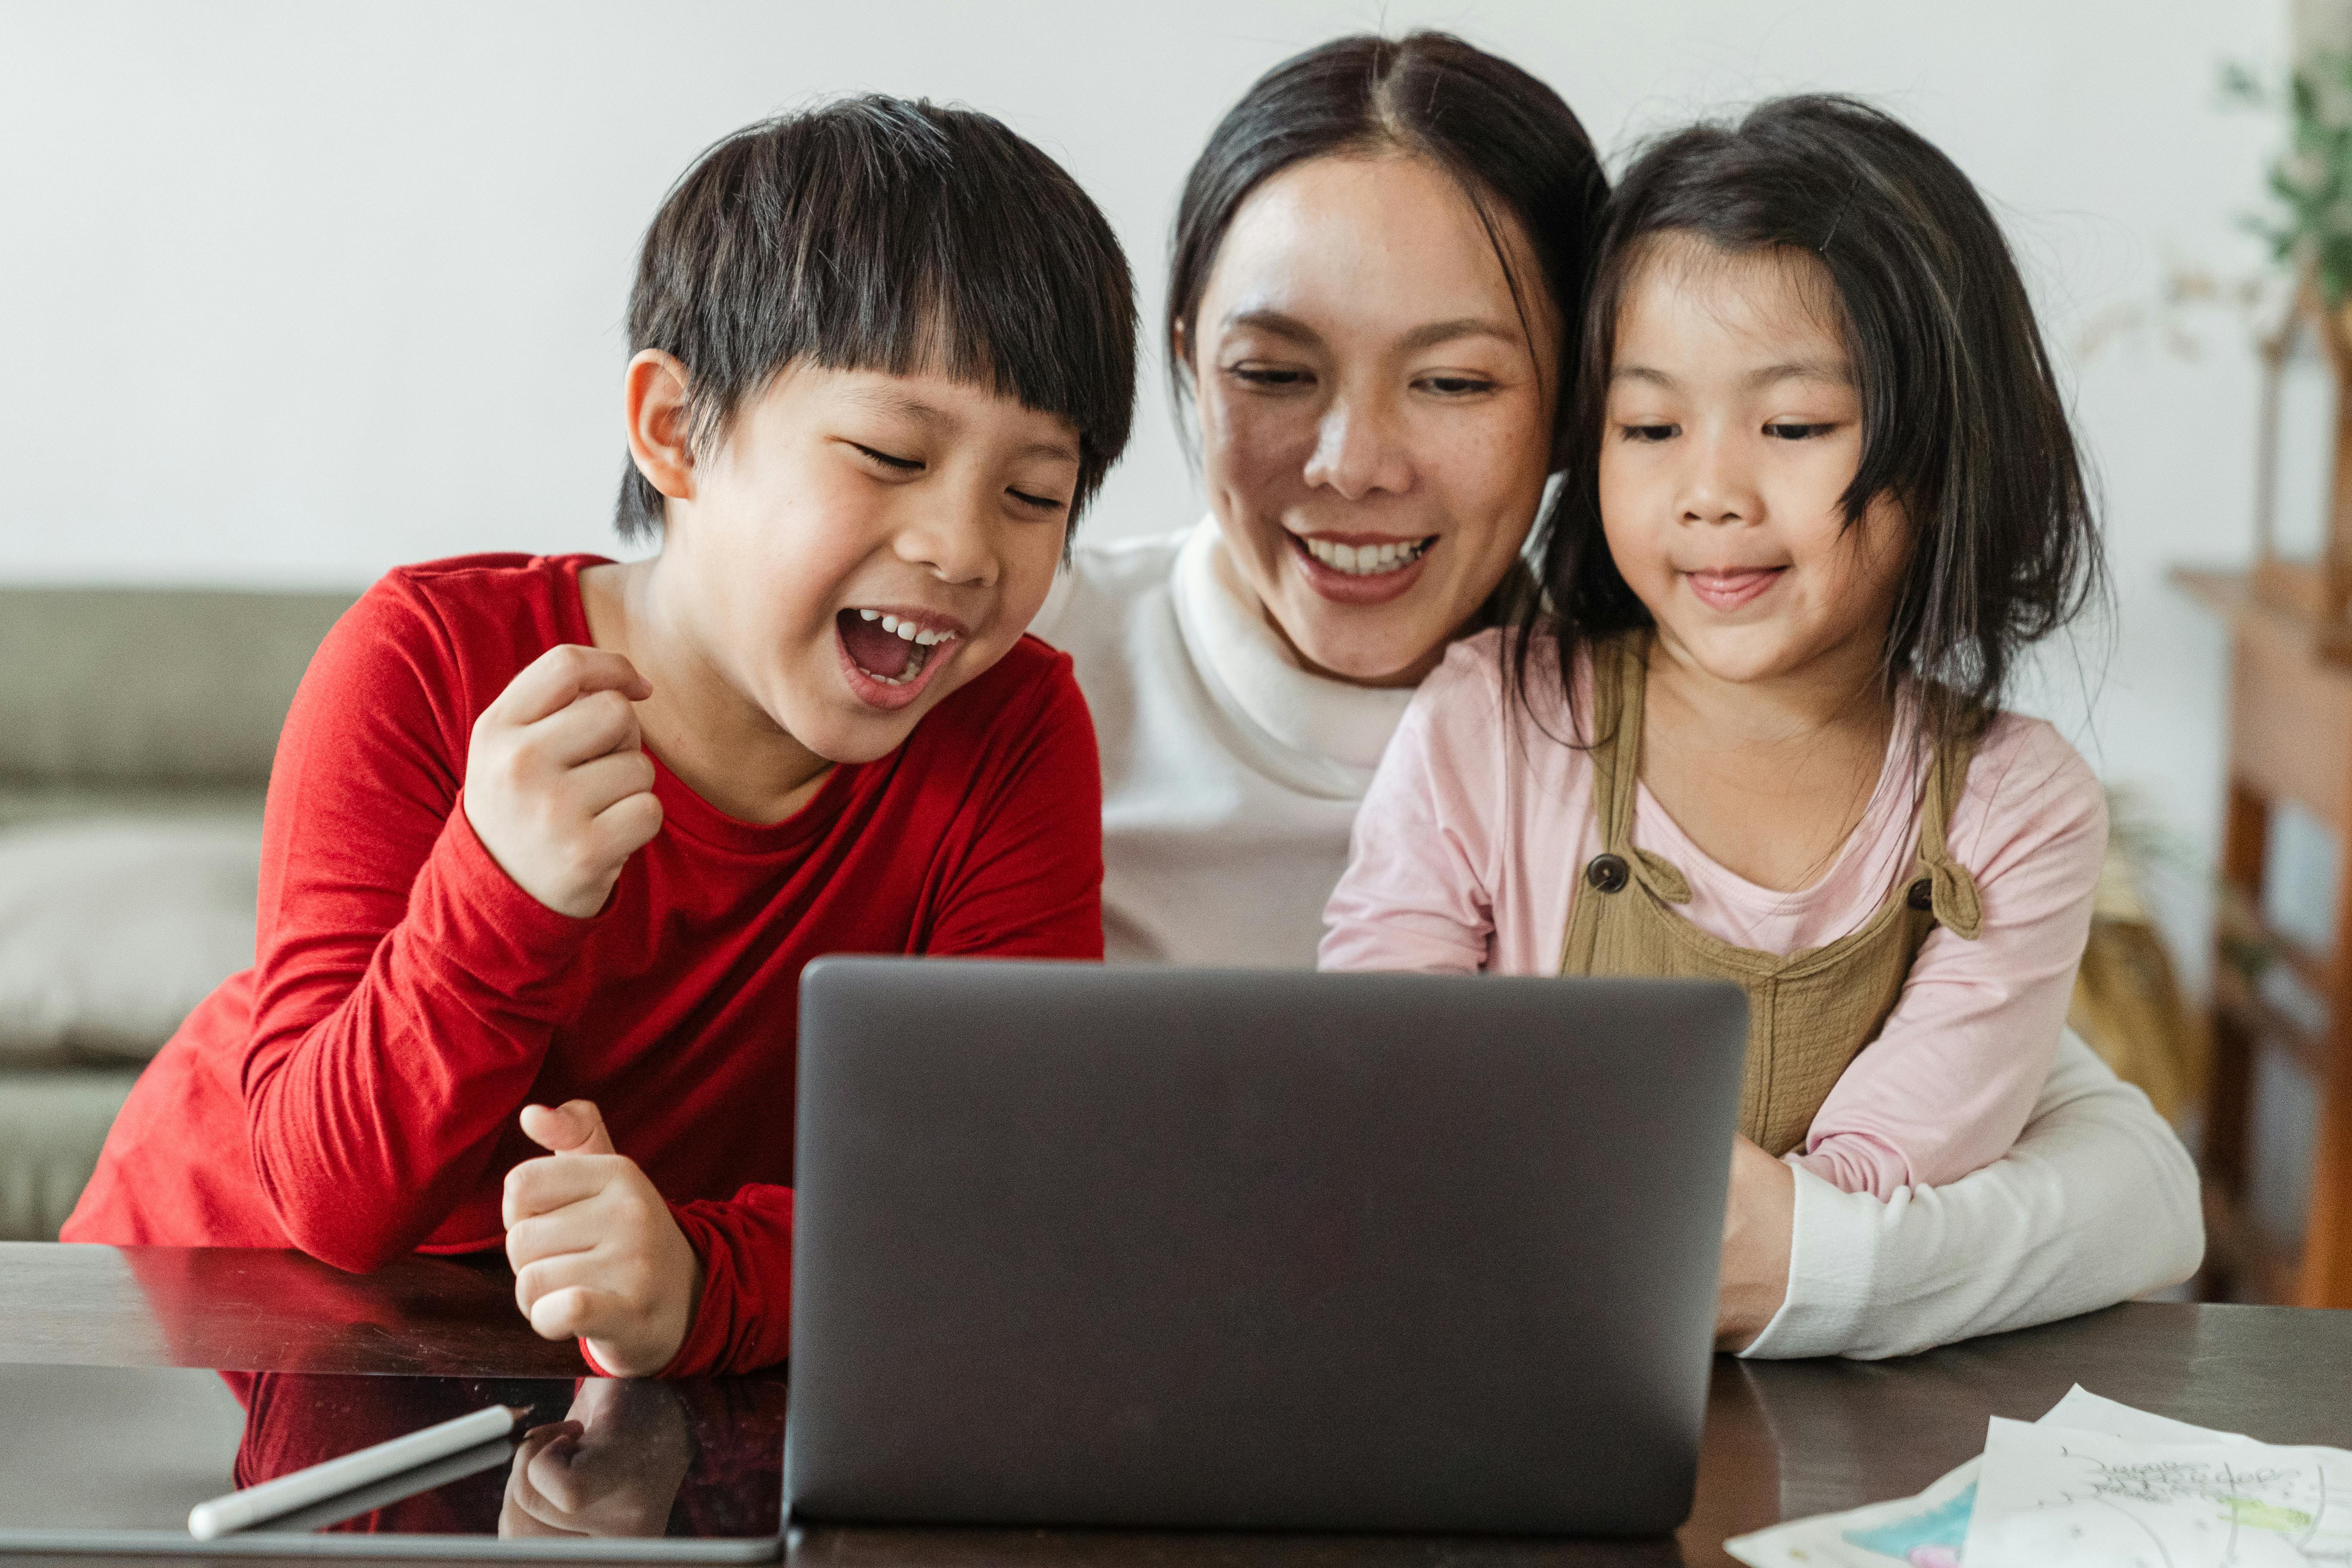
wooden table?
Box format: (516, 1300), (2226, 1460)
(4, 1243), (2349, 1566)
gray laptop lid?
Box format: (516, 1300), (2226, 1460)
(785, 959), (1746, 1537)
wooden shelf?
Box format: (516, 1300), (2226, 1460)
(2171, 563), (2352, 664)
(2179, 565), (2352, 1307)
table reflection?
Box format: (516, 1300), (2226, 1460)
(502, 1378), (699, 1537)
(232, 1370), (784, 1540)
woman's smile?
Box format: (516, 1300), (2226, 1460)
(1288, 530), (1439, 605)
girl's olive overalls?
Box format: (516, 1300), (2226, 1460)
(1557, 635), (1984, 1156)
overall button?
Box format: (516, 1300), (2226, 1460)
(1586, 854), (1630, 894)
(1907, 877), (1934, 911)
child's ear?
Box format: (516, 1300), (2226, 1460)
(623, 350), (696, 502)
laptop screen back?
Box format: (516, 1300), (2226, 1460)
(786, 960), (1746, 1537)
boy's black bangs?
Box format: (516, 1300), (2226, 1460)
(619, 98), (1136, 542)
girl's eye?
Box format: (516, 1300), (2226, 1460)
(1419, 375), (1498, 397)
(1619, 422), (1679, 443)
(1008, 488), (1069, 513)
(852, 442), (923, 472)
(1224, 364), (1313, 390)
(1764, 422), (1837, 441)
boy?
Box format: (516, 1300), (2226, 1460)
(65, 97), (1136, 1379)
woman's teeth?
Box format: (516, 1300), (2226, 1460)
(1301, 536), (1430, 576)
(856, 608), (958, 647)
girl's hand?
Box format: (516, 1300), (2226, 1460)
(1716, 1135), (1795, 1351)
(464, 645), (662, 919)
(504, 1100), (702, 1377)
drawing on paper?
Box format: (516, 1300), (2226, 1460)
(1963, 1418), (2352, 1567)
(1839, 1481), (1974, 1566)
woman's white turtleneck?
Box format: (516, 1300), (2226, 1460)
(1033, 518), (2201, 1360)
(1033, 519), (1411, 968)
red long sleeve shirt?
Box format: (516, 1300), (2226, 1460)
(64, 553), (1104, 1375)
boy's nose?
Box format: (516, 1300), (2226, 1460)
(896, 493), (1001, 586)
(1302, 396), (1413, 501)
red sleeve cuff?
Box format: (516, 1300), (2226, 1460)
(406, 794), (600, 1001)
(603, 1184), (795, 1379)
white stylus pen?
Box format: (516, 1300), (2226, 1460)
(187, 1403), (529, 1540)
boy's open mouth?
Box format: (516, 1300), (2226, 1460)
(836, 607), (963, 701)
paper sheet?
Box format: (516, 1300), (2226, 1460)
(1722, 1386), (2285, 1568)
(1722, 1451), (1982, 1567)
(1964, 1417), (2352, 1566)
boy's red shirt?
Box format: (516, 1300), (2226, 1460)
(63, 553), (1104, 1376)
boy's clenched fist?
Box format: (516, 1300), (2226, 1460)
(464, 644), (663, 919)
(504, 1100), (702, 1377)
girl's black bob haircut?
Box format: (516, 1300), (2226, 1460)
(1166, 31), (1609, 454)
(1525, 94), (2105, 746)
(615, 95), (1137, 543)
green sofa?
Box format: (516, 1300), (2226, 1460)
(0, 585), (357, 1238)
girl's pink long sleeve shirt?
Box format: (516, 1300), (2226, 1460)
(1319, 631), (2108, 1198)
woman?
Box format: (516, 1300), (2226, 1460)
(1034, 31), (2201, 1358)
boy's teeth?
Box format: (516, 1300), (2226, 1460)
(852, 610), (960, 646)
(1301, 537), (1428, 575)
(842, 607), (960, 686)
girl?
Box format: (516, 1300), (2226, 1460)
(1322, 94), (2109, 1200)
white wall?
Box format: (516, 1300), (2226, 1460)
(0, 0), (2292, 979)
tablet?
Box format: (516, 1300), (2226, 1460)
(0, 1363), (782, 1559)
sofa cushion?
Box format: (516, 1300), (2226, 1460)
(0, 817), (262, 1062)
(0, 587), (355, 786)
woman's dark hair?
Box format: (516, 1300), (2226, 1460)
(1525, 94), (2104, 747)
(615, 95), (1136, 543)
(1166, 31), (1609, 455)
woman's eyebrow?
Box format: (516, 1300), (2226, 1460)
(1223, 310), (1518, 356)
(1395, 317), (1518, 353)
(1222, 307), (1322, 346)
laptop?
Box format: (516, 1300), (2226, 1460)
(784, 958), (1747, 1538)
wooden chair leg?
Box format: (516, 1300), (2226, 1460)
(2305, 1080), (2352, 1306)
(2202, 785), (2269, 1294)
(2302, 814), (2352, 1307)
